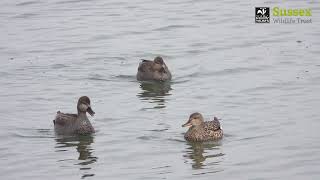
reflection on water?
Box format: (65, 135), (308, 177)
(137, 81), (172, 109)
(184, 141), (224, 169)
(55, 135), (97, 179)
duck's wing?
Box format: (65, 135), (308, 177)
(53, 111), (77, 126)
(204, 117), (221, 131)
(138, 60), (153, 72)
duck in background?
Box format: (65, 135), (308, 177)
(136, 56), (172, 81)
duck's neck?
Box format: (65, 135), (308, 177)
(77, 111), (89, 121)
(185, 124), (205, 141)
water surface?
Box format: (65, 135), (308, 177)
(0, 0), (320, 179)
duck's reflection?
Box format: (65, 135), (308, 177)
(137, 81), (172, 109)
(55, 135), (97, 179)
(184, 141), (223, 169)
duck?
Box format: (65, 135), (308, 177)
(182, 112), (223, 142)
(53, 96), (95, 135)
(136, 56), (172, 81)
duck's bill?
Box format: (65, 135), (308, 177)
(87, 107), (95, 116)
(182, 122), (191, 127)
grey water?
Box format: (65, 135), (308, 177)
(0, 0), (320, 179)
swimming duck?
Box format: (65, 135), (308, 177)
(182, 112), (223, 142)
(53, 96), (95, 135)
(136, 56), (172, 81)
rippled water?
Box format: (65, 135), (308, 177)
(1, 0), (320, 179)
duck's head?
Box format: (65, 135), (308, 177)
(77, 96), (95, 116)
(153, 56), (167, 73)
(154, 56), (164, 64)
(182, 112), (204, 127)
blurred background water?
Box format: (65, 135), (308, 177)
(0, 0), (320, 179)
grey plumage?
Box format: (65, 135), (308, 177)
(53, 96), (95, 135)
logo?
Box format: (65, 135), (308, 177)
(255, 7), (270, 23)
(272, 7), (312, 16)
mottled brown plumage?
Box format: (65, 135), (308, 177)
(53, 96), (95, 135)
(136, 56), (172, 81)
(182, 112), (223, 142)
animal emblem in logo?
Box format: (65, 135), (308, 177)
(257, 8), (267, 15)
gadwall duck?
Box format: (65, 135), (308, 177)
(53, 96), (95, 135)
(136, 56), (172, 81)
(182, 112), (223, 142)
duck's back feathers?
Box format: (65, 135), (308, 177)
(138, 60), (153, 73)
(53, 111), (77, 126)
(204, 117), (221, 131)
